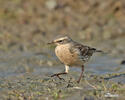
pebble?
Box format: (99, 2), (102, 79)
(45, 0), (57, 10)
(121, 60), (125, 65)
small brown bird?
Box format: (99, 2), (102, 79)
(48, 36), (103, 83)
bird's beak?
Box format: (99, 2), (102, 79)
(47, 41), (55, 44)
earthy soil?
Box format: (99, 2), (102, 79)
(0, 0), (125, 100)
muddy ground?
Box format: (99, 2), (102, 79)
(0, 0), (125, 100)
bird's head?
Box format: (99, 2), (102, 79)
(48, 36), (72, 46)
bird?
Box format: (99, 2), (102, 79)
(48, 36), (103, 83)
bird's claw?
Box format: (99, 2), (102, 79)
(51, 74), (65, 81)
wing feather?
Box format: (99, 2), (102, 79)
(69, 42), (97, 62)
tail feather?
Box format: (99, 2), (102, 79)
(95, 49), (108, 54)
(90, 48), (107, 54)
(96, 50), (103, 52)
(90, 48), (103, 53)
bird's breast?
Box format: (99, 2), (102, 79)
(55, 44), (83, 66)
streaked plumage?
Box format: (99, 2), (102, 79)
(48, 36), (103, 83)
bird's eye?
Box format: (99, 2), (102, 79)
(58, 40), (63, 42)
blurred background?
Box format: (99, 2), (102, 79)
(0, 0), (125, 99)
(0, 0), (125, 54)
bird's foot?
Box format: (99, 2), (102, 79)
(51, 73), (65, 81)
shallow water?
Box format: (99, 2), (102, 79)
(0, 51), (124, 83)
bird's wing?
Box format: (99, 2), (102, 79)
(69, 42), (97, 61)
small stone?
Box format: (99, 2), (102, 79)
(45, 0), (57, 10)
(121, 60), (125, 65)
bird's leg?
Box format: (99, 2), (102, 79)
(51, 65), (69, 80)
(77, 65), (84, 83)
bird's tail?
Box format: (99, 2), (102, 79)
(91, 48), (108, 54)
(96, 50), (103, 52)
(95, 50), (108, 54)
